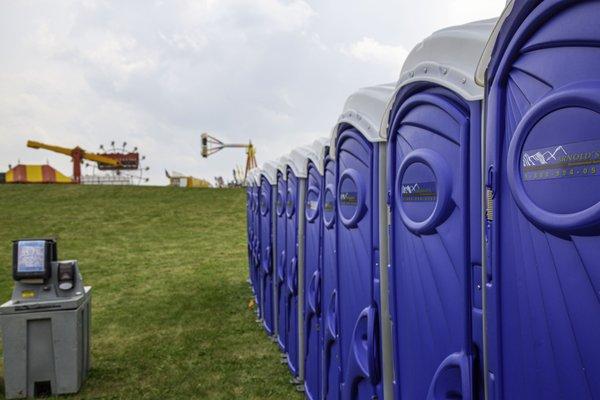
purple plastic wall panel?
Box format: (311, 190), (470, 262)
(260, 176), (275, 335)
(485, 0), (542, 87)
(247, 186), (253, 290)
(485, 2), (600, 399)
(286, 167), (300, 376)
(276, 172), (288, 351)
(255, 184), (261, 311)
(321, 156), (340, 400)
(304, 161), (324, 400)
(387, 84), (483, 400)
(336, 128), (382, 400)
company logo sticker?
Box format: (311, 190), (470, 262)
(307, 200), (319, 210)
(324, 201), (334, 212)
(521, 139), (600, 181)
(401, 181), (437, 202)
(339, 192), (358, 205)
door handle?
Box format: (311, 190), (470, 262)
(366, 305), (379, 384)
(326, 290), (338, 340)
(307, 270), (320, 315)
(277, 250), (285, 283)
(342, 305), (380, 398)
(262, 245), (271, 275)
(322, 290), (338, 398)
(287, 257), (297, 295)
(314, 270), (321, 314)
(426, 351), (471, 400)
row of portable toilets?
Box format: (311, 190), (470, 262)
(246, 2), (600, 399)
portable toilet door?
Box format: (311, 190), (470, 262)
(260, 162), (278, 335)
(275, 158), (289, 351)
(384, 19), (494, 400)
(247, 170), (259, 300)
(321, 137), (340, 400)
(333, 83), (395, 400)
(477, 2), (600, 399)
(284, 146), (313, 382)
(303, 138), (329, 400)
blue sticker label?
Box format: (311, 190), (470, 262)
(17, 241), (46, 273)
(522, 139), (600, 181)
(401, 181), (437, 202)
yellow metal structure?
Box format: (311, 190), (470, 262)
(27, 140), (121, 184)
(27, 141), (119, 166)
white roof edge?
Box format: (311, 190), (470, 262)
(287, 146), (315, 178)
(379, 18), (497, 141)
(329, 125), (337, 160)
(277, 155), (291, 180)
(260, 161), (278, 185)
(246, 168), (259, 185)
(331, 83), (396, 153)
(476, 1), (516, 86)
(397, 18), (496, 101)
(306, 137), (329, 175)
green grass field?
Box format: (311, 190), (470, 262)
(0, 185), (301, 399)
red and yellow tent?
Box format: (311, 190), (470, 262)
(5, 164), (72, 184)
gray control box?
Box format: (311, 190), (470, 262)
(0, 240), (91, 399)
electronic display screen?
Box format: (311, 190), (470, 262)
(16, 240), (47, 274)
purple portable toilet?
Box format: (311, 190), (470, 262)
(274, 157), (289, 351)
(477, 2), (600, 399)
(384, 19), (494, 400)
(303, 137), (330, 400)
(321, 134), (339, 400)
(246, 170), (258, 301)
(283, 147), (314, 382)
(246, 173), (253, 290)
(332, 83), (395, 400)
(250, 169), (262, 316)
(259, 161), (278, 335)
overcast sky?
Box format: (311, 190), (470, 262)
(0, 0), (505, 185)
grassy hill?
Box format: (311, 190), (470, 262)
(0, 185), (301, 399)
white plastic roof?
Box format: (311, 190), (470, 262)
(378, 18), (497, 141)
(246, 168), (260, 186)
(260, 161), (278, 185)
(330, 83), (396, 157)
(476, 2), (515, 86)
(286, 146), (315, 179)
(397, 18), (496, 102)
(306, 137), (329, 175)
(277, 154), (291, 181)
